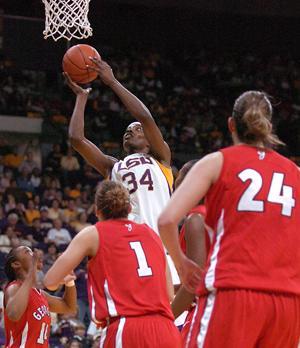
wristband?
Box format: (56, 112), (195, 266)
(65, 280), (75, 287)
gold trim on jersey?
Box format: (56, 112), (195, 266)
(155, 160), (173, 193)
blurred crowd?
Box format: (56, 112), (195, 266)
(0, 49), (300, 159)
(0, 142), (102, 347)
(0, 48), (300, 346)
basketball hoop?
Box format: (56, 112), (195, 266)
(42, 0), (93, 41)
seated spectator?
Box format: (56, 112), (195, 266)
(36, 248), (45, 289)
(46, 143), (63, 172)
(25, 199), (40, 225)
(60, 148), (80, 187)
(48, 199), (63, 220)
(4, 213), (25, 236)
(43, 242), (59, 272)
(0, 207), (6, 231)
(30, 167), (42, 190)
(16, 168), (34, 193)
(63, 199), (80, 224)
(46, 218), (71, 247)
(40, 206), (53, 230)
(68, 184), (82, 199)
(3, 150), (23, 169)
(4, 194), (16, 214)
(19, 151), (39, 174)
(0, 169), (13, 193)
(0, 226), (15, 253)
(70, 212), (91, 234)
(26, 217), (49, 247)
(66, 338), (83, 348)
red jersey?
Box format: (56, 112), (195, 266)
(179, 205), (209, 254)
(201, 145), (300, 295)
(87, 220), (174, 326)
(4, 282), (51, 347)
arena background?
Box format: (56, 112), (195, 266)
(0, 1), (299, 347)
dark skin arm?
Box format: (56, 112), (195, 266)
(43, 273), (77, 315)
(88, 58), (171, 166)
(65, 73), (117, 178)
(4, 261), (36, 321)
(171, 213), (207, 318)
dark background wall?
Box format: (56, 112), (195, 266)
(1, 0), (300, 71)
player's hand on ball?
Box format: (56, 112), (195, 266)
(87, 58), (116, 86)
(63, 72), (92, 96)
(178, 255), (202, 293)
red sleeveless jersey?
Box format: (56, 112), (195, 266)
(87, 220), (174, 326)
(4, 282), (51, 347)
(200, 145), (300, 295)
(179, 205), (209, 254)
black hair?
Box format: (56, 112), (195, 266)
(4, 248), (19, 282)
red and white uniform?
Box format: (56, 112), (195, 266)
(4, 282), (51, 348)
(178, 205), (209, 340)
(187, 145), (300, 348)
(179, 205), (208, 255)
(87, 220), (182, 348)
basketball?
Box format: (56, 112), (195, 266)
(62, 44), (101, 84)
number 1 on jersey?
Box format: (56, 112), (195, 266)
(130, 241), (153, 277)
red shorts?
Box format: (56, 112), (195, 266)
(181, 306), (196, 343)
(100, 314), (182, 348)
(186, 289), (300, 348)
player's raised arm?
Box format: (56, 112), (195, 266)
(65, 73), (117, 178)
(4, 250), (37, 321)
(43, 225), (98, 290)
(43, 273), (77, 314)
(158, 152), (222, 292)
(88, 58), (171, 166)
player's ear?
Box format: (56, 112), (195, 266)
(127, 204), (132, 215)
(11, 260), (21, 271)
(228, 117), (236, 134)
(96, 210), (105, 221)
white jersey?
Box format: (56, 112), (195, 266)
(111, 153), (180, 285)
(111, 153), (173, 233)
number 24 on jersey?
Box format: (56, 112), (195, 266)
(238, 169), (295, 216)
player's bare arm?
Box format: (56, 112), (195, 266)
(4, 254), (37, 321)
(88, 58), (171, 166)
(44, 226), (99, 290)
(65, 73), (117, 178)
(171, 214), (206, 318)
(158, 152), (223, 292)
(43, 273), (77, 314)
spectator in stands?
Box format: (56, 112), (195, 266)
(43, 242), (59, 272)
(63, 199), (79, 224)
(30, 167), (42, 190)
(26, 217), (48, 248)
(48, 199), (63, 220)
(0, 226), (15, 253)
(46, 143), (64, 172)
(16, 168), (34, 193)
(19, 151), (39, 173)
(0, 169), (13, 193)
(4, 194), (16, 214)
(70, 212), (91, 234)
(47, 218), (72, 248)
(3, 149), (23, 169)
(25, 199), (40, 225)
(60, 148), (80, 186)
(40, 206), (53, 230)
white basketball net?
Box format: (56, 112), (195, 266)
(42, 0), (93, 41)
